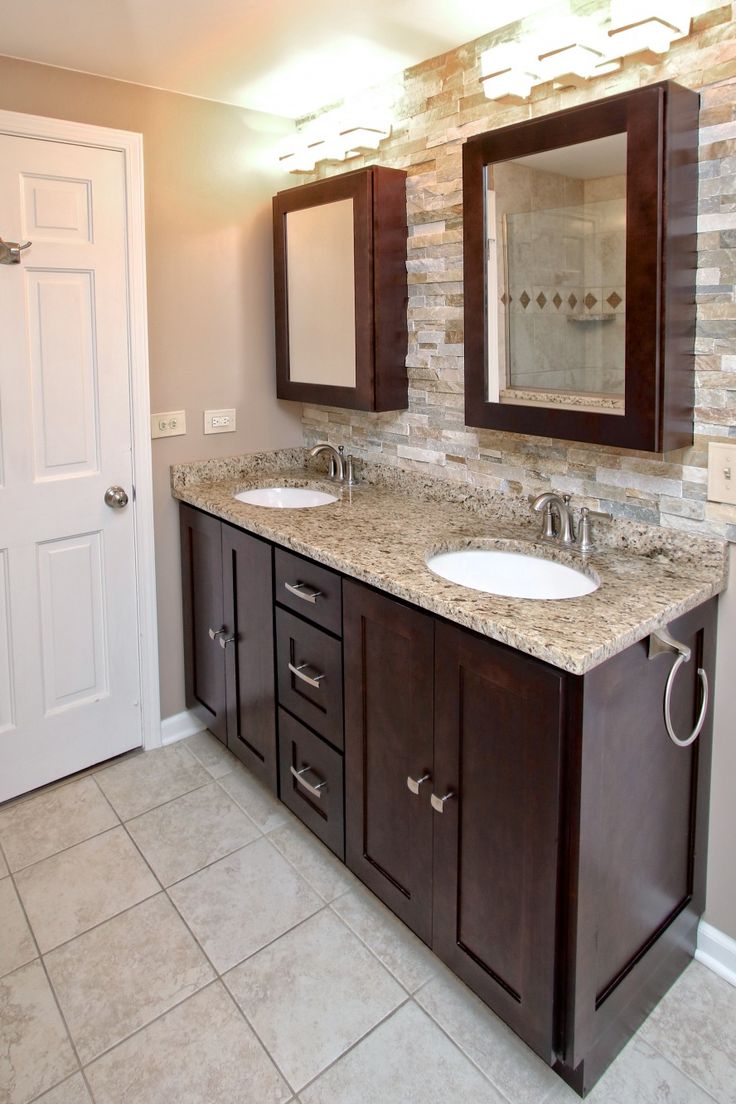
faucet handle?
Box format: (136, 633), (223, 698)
(577, 507), (612, 553)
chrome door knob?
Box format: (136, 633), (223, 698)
(104, 486), (129, 509)
(431, 790), (456, 814)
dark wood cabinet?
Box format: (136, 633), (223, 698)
(181, 506), (717, 1096)
(433, 622), (565, 1059)
(463, 81), (699, 451)
(343, 582), (435, 943)
(180, 504), (277, 789)
(273, 165), (408, 412)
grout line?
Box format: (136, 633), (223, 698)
(120, 775), (242, 828)
(26, 1070), (93, 1104)
(639, 1036), (723, 1104)
(8, 823), (129, 879)
(218, 971), (299, 1097)
(161, 835), (264, 891)
(36, 889), (168, 959)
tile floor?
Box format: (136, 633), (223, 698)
(1, 732), (734, 1104)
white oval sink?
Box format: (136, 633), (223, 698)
(427, 548), (598, 600)
(233, 486), (338, 509)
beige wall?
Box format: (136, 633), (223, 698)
(0, 55), (303, 718)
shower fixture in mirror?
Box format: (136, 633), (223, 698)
(463, 82), (699, 452)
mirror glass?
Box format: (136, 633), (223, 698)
(286, 198), (357, 387)
(486, 133), (626, 415)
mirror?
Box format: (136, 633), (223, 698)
(487, 134), (627, 416)
(462, 82), (699, 453)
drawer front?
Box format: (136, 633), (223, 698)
(275, 548), (342, 636)
(278, 709), (344, 859)
(276, 607), (344, 749)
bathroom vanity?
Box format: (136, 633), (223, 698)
(174, 453), (726, 1096)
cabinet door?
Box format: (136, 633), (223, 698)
(179, 505), (226, 743)
(433, 622), (565, 1061)
(222, 524), (277, 790)
(343, 581), (434, 943)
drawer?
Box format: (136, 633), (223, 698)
(276, 607), (344, 749)
(278, 709), (344, 860)
(275, 547), (342, 636)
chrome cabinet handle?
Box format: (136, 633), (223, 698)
(431, 790), (456, 814)
(209, 627), (225, 641)
(209, 627), (235, 648)
(407, 773), (431, 795)
(290, 765), (327, 800)
(104, 485), (129, 509)
(288, 662), (325, 689)
(284, 581), (322, 604)
(218, 634), (235, 649)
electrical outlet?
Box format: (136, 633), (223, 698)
(707, 442), (736, 506)
(151, 410), (186, 439)
(204, 408), (237, 434)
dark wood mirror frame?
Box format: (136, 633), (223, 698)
(273, 165), (408, 412)
(463, 81), (699, 452)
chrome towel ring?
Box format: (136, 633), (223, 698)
(648, 626), (709, 748)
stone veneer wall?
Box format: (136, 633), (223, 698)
(299, 3), (736, 541)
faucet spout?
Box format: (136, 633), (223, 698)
(531, 492), (575, 544)
(309, 442), (345, 483)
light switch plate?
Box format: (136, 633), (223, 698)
(204, 408), (237, 434)
(707, 442), (736, 505)
(151, 410), (186, 438)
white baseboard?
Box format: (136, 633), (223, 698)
(697, 920), (736, 987)
(160, 709), (207, 745)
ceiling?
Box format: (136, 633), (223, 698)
(0, 0), (554, 119)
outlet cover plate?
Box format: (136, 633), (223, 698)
(707, 442), (736, 505)
(151, 410), (186, 438)
(204, 408), (237, 434)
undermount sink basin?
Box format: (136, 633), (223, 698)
(234, 486), (338, 509)
(426, 547), (599, 600)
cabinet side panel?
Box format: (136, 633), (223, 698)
(223, 524), (277, 789)
(343, 580), (434, 943)
(372, 166), (408, 412)
(567, 598), (717, 1078)
(178, 505), (226, 742)
(433, 622), (564, 1060)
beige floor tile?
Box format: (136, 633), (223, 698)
(300, 1001), (505, 1104)
(331, 885), (438, 992)
(85, 982), (289, 1104)
(0, 878), (36, 978)
(218, 762), (289, 832)
(639, 960), (736, 1103)
(0, 960), (77, 1104)
(267, 821), (357, 902)
(0, 778), (118, 873)
(184, 731), (236, 779)
(416, 965), (560, 1104)
(95, 744), (209, 821)
(225, 908), (405, 1090)
(125, 783), (260, 886)
(45, 893), (214, 1063)
(34, 1073), (93, 1103)
(545, 1037), (718, 1104)
(0, 849), (8, 878)
(15, 827), (158, 952)
(168, 837), (323, 973)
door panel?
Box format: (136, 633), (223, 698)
(0, 549), (14, 733)
(180, 505), (226, 743)
(343, 581), (434, 944)
(433, 622), (564, 1061)
(223, 523), (277, 788)
(0, 132), (142, 801)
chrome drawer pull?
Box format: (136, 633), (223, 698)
(290, 765), (328, 800)
(431, 790), (456, 814)
(288, 661), (325, 689)
(285, 581), (322, 604)
(407, 773), (431, 795)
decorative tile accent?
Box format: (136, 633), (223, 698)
(535, 291), (547, 308)
(519, 290), (530, 308)
(552, 292), (563, 309)
(606, 290), (623, 309)
(567, 293), (578, 309)
(584, 292), (598, 310)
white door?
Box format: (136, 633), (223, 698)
(0, 133), (143, 802)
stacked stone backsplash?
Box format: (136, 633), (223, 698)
(299, 3), (736, 541)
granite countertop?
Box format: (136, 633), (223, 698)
(171, 449), (729, 676)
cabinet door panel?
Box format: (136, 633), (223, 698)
(179, 505), (226, 742)
(433, 622), (564, 1060)
(222, 524), (277, 789)
(343, 581), (434, 944)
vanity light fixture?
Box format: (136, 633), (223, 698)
(277, 114), (392, 173)
(479, 1), (695, 102)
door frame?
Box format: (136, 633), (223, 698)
(0, 109), (161, 752)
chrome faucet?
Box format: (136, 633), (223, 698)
(308, 442), (358, 485)
(531, 492), (576, 544)
(531, 492), (612, 552)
